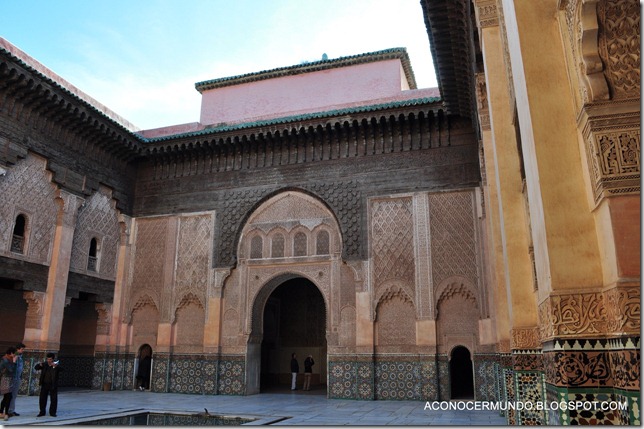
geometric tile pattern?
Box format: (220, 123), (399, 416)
(474, 357), (498, 401)
(514, 371), (546, 425)
(217, 358), (245, 395)
(375, 361), (421, 400)
(91, 353), (136, 391)
(567, 391), (621, 425)
(57, 355), (95, 388)
(91, 353), (245, 396)
(437, 356), (450, 401)
(168, 355), (217, 395)
(328, 356), (438, 401)
(503, 368), (516, 425)
(545, 382), (563, 425)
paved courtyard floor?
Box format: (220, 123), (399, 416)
(2, 387), (507, 426)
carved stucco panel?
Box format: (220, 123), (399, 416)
(475, 0), (499, 28)
(370, 197), (415, 306)
(429, 191), (479, 289)
(583, 115), (640, 202)
(0, 153), (57, 264)
(597, 0), (640, 100)
(126, 217), (167, 320)
(375, 287), (416, 346)
(604, 285), (640, 334)
(70, 187), (120, 279)
(511, 327), (541, 350)
(538, 291), (607, 340)
(561, 0), (610, 103)
(174, 214), (213, 311)
(475, 72), (491, 131)
(95, 302), (112, 335)
(23, 290), (46, 330)
(248, 264), (331, 311)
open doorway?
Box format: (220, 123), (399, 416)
(259, 277), (326, 394)
(450, 345), (474, 399)
(135, 344), (152, 391)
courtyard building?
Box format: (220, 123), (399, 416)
(0, 0), (639, 425)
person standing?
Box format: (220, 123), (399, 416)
(290, 353), (299, 391)
(34, 353), (62, 417)
(303, 355), (314, 391)
(0, 347), (17, 421)
(8, 343), (25, 417)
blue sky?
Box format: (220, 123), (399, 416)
(1, 0), (437, 130)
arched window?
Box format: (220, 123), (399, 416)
(316, 230), (329, 255)
(10, 214), (27, 254)
(250, 235), (263, 259)
(294, 232), (307, 256)
(87, 237), (99, 271)
(271, 234), (284, 258)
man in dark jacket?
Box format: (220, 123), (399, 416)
(34, 353), (62, 417)
(290, 353), (299, 390)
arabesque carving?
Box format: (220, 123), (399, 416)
(604, 285), (640, 334)
(538, 291), (608, 340)
(95, 303), (112, 335)
(475, 0), (498, 28)
(561, 0), (610, 103)
(511, 327), (541, 350)
(23, 291), (45, 329)
(581, 108), (640, 202)
(597, 0), (640, 100)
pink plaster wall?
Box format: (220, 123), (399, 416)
(199, 60), (415, 126)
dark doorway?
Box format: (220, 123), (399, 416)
(260, 278), (326, 393)
(136, 344), (153, 391)
(450, 346), (474, 399)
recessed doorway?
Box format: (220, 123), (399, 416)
(449, 345), (474, 399)
(258, 277), (326, 393)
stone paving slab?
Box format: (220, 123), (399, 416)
(2, 389), (508, 426)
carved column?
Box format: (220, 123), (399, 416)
(540, 0), (641, 424)
(104, 214), (132, 352)
(36, 189), (83, 351)
(476, 0), (544, 423)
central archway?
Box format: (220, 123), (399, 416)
(247, 275), (327, 394)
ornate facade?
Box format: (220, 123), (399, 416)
(0, 0), (639, 425)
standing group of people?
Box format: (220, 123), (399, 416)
(0, 344), (62, 420)
(290, 353), (315, 391)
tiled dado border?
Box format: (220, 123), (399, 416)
(92, 353), (246, 395)
(542, 337), (640, 390)
(328, 354), (440, 401)
(542, 337), (640, 425)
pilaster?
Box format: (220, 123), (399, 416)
(37, 189), (83, 351)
